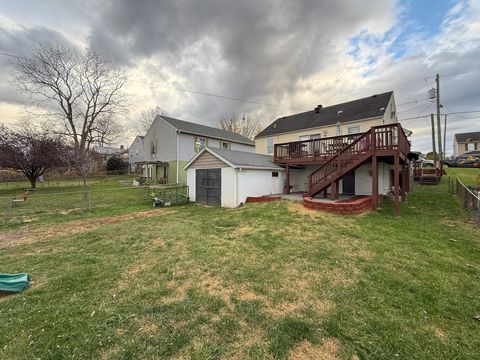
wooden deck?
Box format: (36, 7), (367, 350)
(277, 124), (411, 215)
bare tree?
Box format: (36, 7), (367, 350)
(0, 125), (66, 189)
(139, 105), (167, 133)
(88, 114), (124, 147)
(69, 149), (98, 190)
(14, 45), (128, 152)
(217, 112), (263, 139)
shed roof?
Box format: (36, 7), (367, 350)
(454, 131), (480, 142)
(256, 91), (393, 138)
(160, 116), (255, 145)
(185, 147), (282, 170)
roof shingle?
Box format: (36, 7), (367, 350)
(256, 91), (393, 138)
(160, 116), (254, 145)
(455, 131), (480, 142)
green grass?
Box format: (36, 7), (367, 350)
(1, 173), (479, 359)
(446, 167), (480, 187)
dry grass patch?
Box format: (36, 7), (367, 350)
(0, 209), (174, 249)
(290, 338), (342, 360)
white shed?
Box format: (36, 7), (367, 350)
(184, 147), (285, 207)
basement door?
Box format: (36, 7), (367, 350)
(196, 169), (221, 206)
(342, 171), (355, 195)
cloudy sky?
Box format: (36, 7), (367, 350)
(0, 0), (479, 154)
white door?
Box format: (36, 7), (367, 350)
(271, 171), (280, 194)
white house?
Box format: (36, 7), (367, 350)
(185, 147), (285, 207)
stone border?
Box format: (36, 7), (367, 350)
(303, 195), (372, 215)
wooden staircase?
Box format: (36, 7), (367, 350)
(308, 130), (374, 197)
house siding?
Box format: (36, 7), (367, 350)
(236, 169), (285, 204)
(221, 168), (236, 207)
(142, 117), (178, 162)
(128, 136), (144, 171)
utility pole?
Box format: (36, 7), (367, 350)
(431, 114), (437, 165)
(443, 114), (447, 159)
(436, 74), (443, 161)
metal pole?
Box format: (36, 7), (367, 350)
(431, 114), (437, 166)
(436, 74), (443, 161)
(443, 114), (447, 160)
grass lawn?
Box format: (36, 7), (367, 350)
(446, 167), (480, 187)
(1, 173), (479, 359)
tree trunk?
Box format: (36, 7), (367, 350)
(29, 177), (37, 189)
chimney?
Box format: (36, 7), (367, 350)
(314, 104), (323, 113)
(120, 145), (124, 150)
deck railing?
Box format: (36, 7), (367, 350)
(274, 133), (361, 164)
(307, 123), (410, 194)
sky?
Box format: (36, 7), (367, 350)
(0, 0), (479, 155)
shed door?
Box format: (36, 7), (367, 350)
(196, 169), (221, 206)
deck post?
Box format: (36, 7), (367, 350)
(394, 154), (400, 216)
(405, 163), (410, 193)
(372, 155), (378, 210)
(285, 165), (290, 194)
(401, 161), (407, 201)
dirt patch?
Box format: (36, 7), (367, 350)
(287, 202), (327, 218)
(431, 326), (448, 342)
(290, 338), (342, 360)
(0, 209), (174, 249)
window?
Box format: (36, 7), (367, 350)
(195, 137), (208, 152)
(150, 141), (156, 155)
(267, 137), (274, 154)
(310, 134), (321, 140)
(299, 135), (310, 141)
(348, 126), (361, 134)
(220, 141), (230, 150)
(466, 143), (475, 151)
(272, 171), (279, 177)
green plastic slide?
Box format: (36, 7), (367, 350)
(0, 273), (30, 293)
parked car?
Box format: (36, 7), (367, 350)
(447, 151), (480, 168)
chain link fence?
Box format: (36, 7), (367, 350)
(448, 177), (480, 225)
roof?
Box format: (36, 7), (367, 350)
(256, 91), (393, 138)
(93, 146), (127, 155)
(454, 131), (480, 142)
(185, 147), (283, 170)
(159, 116), (255, 146)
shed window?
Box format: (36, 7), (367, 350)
(272, 172), (278, 177)
(195, 137), (208, 152)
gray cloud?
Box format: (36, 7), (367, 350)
(0, 0), (479, 155)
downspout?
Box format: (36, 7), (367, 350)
(176, 130), (180, 183)
(234, 167), (238, 207)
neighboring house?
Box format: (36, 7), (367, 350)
(185, 147), (284, 207)
(128, 135), (144, 173)
(130, 115), (255, 183)
(93, 145), (128, 163)
(255, 91), (411, 214)
(453, 131), (480, 156)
